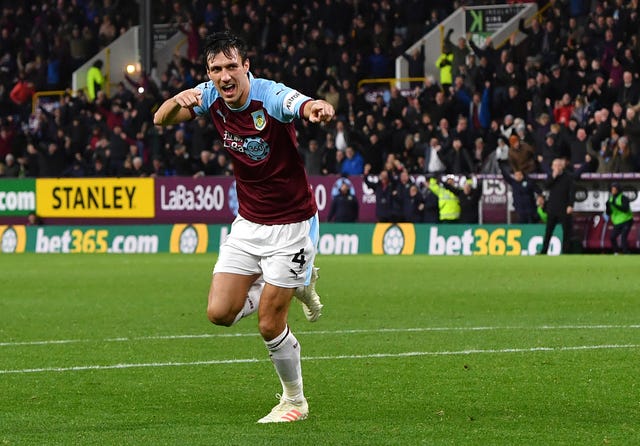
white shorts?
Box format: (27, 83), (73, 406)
(213, 213), (319, 288)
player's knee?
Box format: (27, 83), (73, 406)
(258, 317), (279, 340)
(206, 305), (234, 327)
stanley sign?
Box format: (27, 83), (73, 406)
(36, 178), (155, 218)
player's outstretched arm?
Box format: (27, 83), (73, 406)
(153, 88), (202, 126)
(303, 99), (335, 124)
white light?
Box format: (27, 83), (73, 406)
(137, 86), (145, 94)
(126, 64), (136, 74)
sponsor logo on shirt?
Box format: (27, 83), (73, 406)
(223, 131), (270, 161)
(283, 90), (301, 113)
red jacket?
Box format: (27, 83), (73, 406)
(9, 80), (35, 105)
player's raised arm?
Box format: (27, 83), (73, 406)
(153, 88), (203, 126)
(302, 99), (335, 123)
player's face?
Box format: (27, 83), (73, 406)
(206, 48), (250, 109)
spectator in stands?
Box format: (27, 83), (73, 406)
(9, 76), (35, 120)
(402, 183), (425, 223)
(553, 94), (574, 127)
(192, 150), (215, 177)
(38, 142), (66, 177)
(617, 71), (640, 107)
(2, 153), (20, 177)
(569, 127), (590, 172)
(211, 151), (233, 177)
(301, 139), (324, 176)
(364, 169), (396, 223)
(86, 60), (105, 102)
(480, 136), (509, 174)
(439, 136), (475, 175)
(447, 30), (469, 79)
(421, 183), (440, 223)
(332, 119), (351, 153)
(611, 136), (635, 173)
(5, 0), (640, 192)
(588, 132), (616, 174)
(435, 45), (454, 95)
(168, 142), (192, 176)
(508, 134), (537, 175)
(340, 145), (364, 176)
(422, 136), (447, 175)
(429, 176), (461, 223)
(0, 124), (14, 161)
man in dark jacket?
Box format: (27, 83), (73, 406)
(540, 158), (575, 254)
(328, 181), (359, 222)
(499, 160), (540, 223)
(364, 170), (396, 222)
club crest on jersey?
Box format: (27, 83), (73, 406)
(243, 136), (270, 161)
(251, 109), (267, 131)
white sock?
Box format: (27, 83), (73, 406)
(231, 277), (263, 325)
(265, 325), (304, 401)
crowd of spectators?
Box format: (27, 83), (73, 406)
(1, 0), (640, 185)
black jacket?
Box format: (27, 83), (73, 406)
(545, 171), (575, 217)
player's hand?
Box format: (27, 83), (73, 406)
(307, 100), (335, 123)
(173, 88), (202, 108)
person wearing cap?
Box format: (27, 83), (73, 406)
(548, 63), (568, 103)
(508, 133), (537, 174)
(606, 182), (634, 254)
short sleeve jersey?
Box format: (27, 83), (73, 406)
(193, 73), (317, 224)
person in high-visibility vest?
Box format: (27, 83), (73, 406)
(435, 48), (454, 94)
(86, 59), (105, 101)
(429, 177), (460, 223)
(536, 195), (548, 223)
(606, 182), (634, 254)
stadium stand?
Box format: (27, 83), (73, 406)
(0, 0), (639, 184)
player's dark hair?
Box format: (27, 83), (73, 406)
(203, 31), (248, 68)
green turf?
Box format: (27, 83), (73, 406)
(1, 254), (639, 445)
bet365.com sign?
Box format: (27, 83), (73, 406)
(368, 224), (562, 256)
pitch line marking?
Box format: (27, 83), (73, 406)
(0, 344), (638, 375)
(1, 324), (639, 348)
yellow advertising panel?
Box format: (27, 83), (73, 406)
(0, 225), (27, 253)
(372, 223), (416, 255)
(169, 224), (209, 253)
(36, 178), (155, 218)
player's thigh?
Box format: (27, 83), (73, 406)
(260, 216), (318, 288)
(207, 272), (260, 320)
(210, 226), (262, 317)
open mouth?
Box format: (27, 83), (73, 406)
(220, 84), (236, 95)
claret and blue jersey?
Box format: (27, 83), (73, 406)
(192, 73), (317, 224)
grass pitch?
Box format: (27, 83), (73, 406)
(1, 253), (639, 445)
